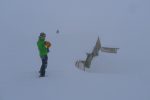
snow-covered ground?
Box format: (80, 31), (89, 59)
(0, 0), (150, 100)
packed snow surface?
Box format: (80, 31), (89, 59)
(0, 0), (150, 100)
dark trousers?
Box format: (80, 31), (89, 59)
(40, 55), (48, 76)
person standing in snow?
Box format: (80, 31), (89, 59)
(37, 32), (51, 77)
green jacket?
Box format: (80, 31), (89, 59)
(37, 37), (48, 57)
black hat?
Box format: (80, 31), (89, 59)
(40, 32), (46, 38)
